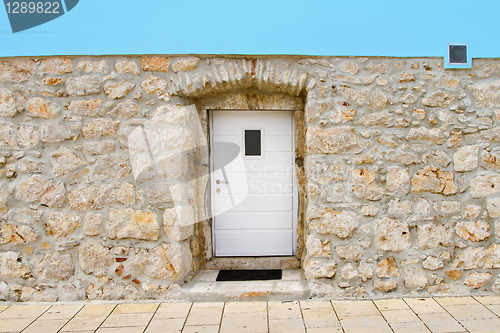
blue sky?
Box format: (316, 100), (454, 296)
(0, 0), (498, 59)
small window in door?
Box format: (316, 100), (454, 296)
(244, 129), (261, 156)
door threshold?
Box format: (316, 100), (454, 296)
(205, 256), (300, 270)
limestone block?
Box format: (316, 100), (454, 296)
(86, 276), (124, 300)
(482, 151), (500, 169)
(117, 183), (135, 204)
(338, 86), (367, 105)
(108, 100), (140, 119)
(67, 99), (101, 116)
(374, 280), (397, 292)
(82, 141), (115, 155)
(339, 62), (359, 74)
(16, 124), (39, 149)
(470, 79), (500, 108)
(131, 154), (155, 183)
(484, 244), (500, 269)
(358, 262), (374, 281)
(412, 166), (457, 195)
(471, 174), (500, 198)
(144, 183), (173, 203)
(20, 287), (57, 302)
(454, 247), (486, 270)
(161, 128), (195, 151)
(141, 75), (168, 95)
(46, 211), (81, 240)
(388, 199), (412, 215)
(15, 175), (66, 207)
(356, 112), (393, 126)
(387, 166), (410, 196)
(158, 153), (188, 179)
(68, 184), (115, 211)
(77, 60), (109, 73)
(441, 201), (461, 214)
(303, 257), (336, 279)
(40, 123), (73, 143)
(153, 104), (193, 125)
(27, 98), (60, 118)
(66, 75), (101, 96)
(406, 128), (445, 145)
(417, 223), (454, 249)
(0, 222), (37, 244)
(128, 243), (192, 280)
(142, 56), (169, 72)
(422, 256), (444, 271)
(163, 206), (195, 242)
(341, 263), (358, 280)
(455, 221), (490, 242)
(83, 213), (103, 236)
(0, 282), (17, 301)
(367, 91), (388, 110)
(434, 76), (460, 91)
(115, 60), (140, 75)
(306, 235), (331, 258)
(335, 245), (361, 261)
(432, 150), (452, 167)
(351, 169), (384, 201)
(78, 240), (113, 274)
(107, 208), (159, 241)
(35, 252), (74, 280)
(377, 257), (399, 278)
(51, 147), (84, 177)
(445, 270), (462, 281)
(104, 81), (135, 99)
(404, 267), (428, 289)
(93, 155), (131, 180)
(0, 60), (35, 82)
(306, 126), (361, 155)
(81, 118), (119, 139)
(307, 206), (359, 239)
(422, 91), (454, 107)
(398, 72), (415, 82)
(400, 93), (417, 104)
(38, 58), (72, 75)
(374, 217), (411, 252)
(487, 198), (500, 217)
(171, 57), (200, 72)
(453, 145), (479, 172)
(388, 152), (420, 165)
(464, 272), (493, 289)
(0, 88), (16, 116)
(0, 251), (32, 278)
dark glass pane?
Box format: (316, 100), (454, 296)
(245, 130), (261, 156)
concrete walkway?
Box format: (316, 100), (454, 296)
(1, 296), (500, 333)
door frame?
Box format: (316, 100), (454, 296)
(209, 109), (298, 257)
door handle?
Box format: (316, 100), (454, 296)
(216, 180), (228, 184)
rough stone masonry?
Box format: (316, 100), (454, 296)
(0, 55), (500, 301)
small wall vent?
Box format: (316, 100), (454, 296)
(447, 44), (469, 68)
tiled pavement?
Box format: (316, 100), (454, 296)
(1, 296), (500, 332)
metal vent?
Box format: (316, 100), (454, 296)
(449, 44), (468, 64)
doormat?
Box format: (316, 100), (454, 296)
(216, 269), (282, 281)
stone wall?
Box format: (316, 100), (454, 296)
(0, 55), (499, 301)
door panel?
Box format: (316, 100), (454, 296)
(211, 110), (295, 257)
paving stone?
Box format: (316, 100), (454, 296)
(60, 316), (107, 332)
(439, 304), (497, 320)
(0, 305), (49, 319)
(0, 318), (36, 333)
(340, 315), (392, 333)
(333, 300), (380, 318)
(112, 303), (159, 314)
(145, 318), (184, 333)
(223, 301), (267, 313)
(417, 312), (467, 333)
(76, 304), (116, 317)
(269, 318), (305, 333)
(182, 326), (220, 333)
(434, 296), (479, 305)
(185, 303), (224, 326)
(374, 299), (410, 311)
(96, 327), (145, 333)
(475, 296), (500, 305)
(404, 298), (446, 314)
(38, 305), (83, 320)
(268, 301), (302, 319)
(153, 302), (191, 319)
(101, 313), (154, 328)
(22, 319), (68, 333)
(219, 312), (267, 333)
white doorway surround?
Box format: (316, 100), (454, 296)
(210, 110), (297, 257)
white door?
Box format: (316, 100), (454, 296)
(211, 110), (295, 256)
